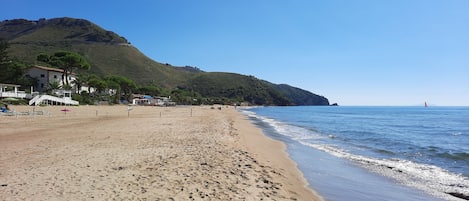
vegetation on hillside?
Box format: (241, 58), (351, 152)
(273, 84), (330, 105)
(0, 38), (36, 89)
(186, 73), (291, 105)
(0, 17), (330, 106)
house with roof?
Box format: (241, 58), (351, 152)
(26, 65), (78, 92)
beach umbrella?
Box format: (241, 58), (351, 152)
(61, 108), (72, 115)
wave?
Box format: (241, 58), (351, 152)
(437, 152), (469, 162)
(242, 110), (325, 141)
(242, 109), (469, 201)
(304, 143), (469, 201)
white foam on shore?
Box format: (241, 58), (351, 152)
(242, 110), (469, 201)
(304, 143), (469, 201)
(242, 110), (324, 141)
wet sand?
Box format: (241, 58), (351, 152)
(0, 105), (322, 200)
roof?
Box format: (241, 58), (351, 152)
(0, 83), (21, 87)
(30, 65), (64, 73)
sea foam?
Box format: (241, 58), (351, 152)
(243, 109), (469, 201)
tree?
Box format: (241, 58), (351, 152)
(88, 77), (107, 94)
(47, 82), (61, 94)
(0, 61), (25, 84)
(0, 39), (9, 63)
(37, 51), (90, 86)
(72, 73), (91, 94)
(104, 78), (120, 104)
(137, 85), (160, 96)
(105, 75), (136, 101)
(0, 39), (35, 86)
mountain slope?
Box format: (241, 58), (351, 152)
(273, 84), (329, 105)
(1, 17), (193, 87)
(187, 72), (292, 105)
(1, 17), (330, 105)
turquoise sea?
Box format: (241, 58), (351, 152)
(242, 106), (469, 201)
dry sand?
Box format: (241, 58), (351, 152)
(0, 105), (322, 201)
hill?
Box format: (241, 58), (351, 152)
(0, 17), (330, 105)
(273, 84), (330, 105)
(0, 18), (193, 87)
(186, 72), (291, 105)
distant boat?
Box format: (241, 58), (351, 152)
(425, 101), (428, 108)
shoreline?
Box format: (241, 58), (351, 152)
(0, 105), (322, 200)
(244, 106), (459, 201)
(234, 107), (323, 200)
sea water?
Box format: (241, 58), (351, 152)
(242, 106), (469, 201)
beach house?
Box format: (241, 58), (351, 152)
(26, 65), (78, 92)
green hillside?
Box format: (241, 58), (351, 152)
(187, 72), (291, 105)
(0, 17), (330, 105)
(1, 18), (193, 87)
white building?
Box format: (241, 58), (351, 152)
(131, 95), (175, 106)
(0, 83), (29, 99)
(26, 65), (77, 92)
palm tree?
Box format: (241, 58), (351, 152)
(47, 82), (61, 95)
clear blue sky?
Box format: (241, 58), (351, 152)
(2, 0), (468, 106)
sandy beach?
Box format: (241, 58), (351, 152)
(0, 105), (322, 201)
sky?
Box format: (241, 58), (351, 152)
(2, 0), (468, 106)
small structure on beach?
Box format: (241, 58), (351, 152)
(1, 82), (79, 106)
(29, 89), (79, 106)
(131, 95), (175, 106)
(0, 83), (30, 99)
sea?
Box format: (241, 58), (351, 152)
(241, 106), (469, 201)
